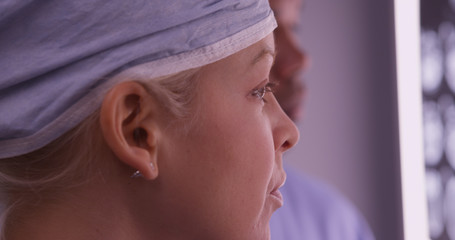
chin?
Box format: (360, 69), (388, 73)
(248, 226), (271, 240)
(248, 210), (274, 240)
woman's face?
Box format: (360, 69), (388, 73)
(155, 34), (299, 240)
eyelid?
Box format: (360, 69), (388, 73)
(251, 81), (279, 102)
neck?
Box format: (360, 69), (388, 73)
(5, 169), (194, 240)
(6, 184), (142, 240)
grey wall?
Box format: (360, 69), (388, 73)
(287, 0), (404, 239)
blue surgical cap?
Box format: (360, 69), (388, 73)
(0, 0), (277, 158)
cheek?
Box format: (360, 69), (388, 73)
(166, 104), (276, 233)
(193, 89), (276, 182)
(201, 104), (276, 207)
(188, 106), (275, 194)
(206, 100), (275, 167)
(156, 74), (277, 238)
(195, 107), (276, 234)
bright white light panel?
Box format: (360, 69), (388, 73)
(421, 1), (455, 239)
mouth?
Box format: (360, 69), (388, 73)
(270, 188), (284, 207)
(269, 175), (286, 207)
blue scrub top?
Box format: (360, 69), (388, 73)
(270, 166), (375, 240)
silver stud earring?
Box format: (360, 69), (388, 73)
(130, 163), (154, 178)
(130, 170), (143, 178)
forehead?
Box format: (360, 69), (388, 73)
(193, 34), (275, 99)
(232, 34), (275, 66)
(203, 34), (275, 74)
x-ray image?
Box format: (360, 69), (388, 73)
(421, 1), (455, 239)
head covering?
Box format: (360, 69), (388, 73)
(0, 0), (277, 158)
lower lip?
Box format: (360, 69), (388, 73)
(270, 189), (283, 207)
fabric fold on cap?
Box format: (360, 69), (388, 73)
(0, 0), (277, 158)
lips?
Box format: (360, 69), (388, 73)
(270, 188), (284, 206)
(269, 173), (286, 207)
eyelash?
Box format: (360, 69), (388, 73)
(251, 82), (278, 103)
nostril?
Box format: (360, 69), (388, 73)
(281, 140), (291, 151)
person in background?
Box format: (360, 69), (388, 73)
(268, 0), (376, 239)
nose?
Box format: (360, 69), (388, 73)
(271, 98), (300, 152)
(273, 26), (309, 79)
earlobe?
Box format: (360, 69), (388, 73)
(100, 81), (160, 180)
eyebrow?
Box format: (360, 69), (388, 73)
(251, 47), (276, 65)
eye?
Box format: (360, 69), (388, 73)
(251, 82), (278, 102)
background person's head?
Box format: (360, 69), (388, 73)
(269, 0), (309, 121)
(0, 1), (298, 239)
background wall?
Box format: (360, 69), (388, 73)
(286, 0), (404, 239)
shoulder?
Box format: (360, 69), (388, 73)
(270, 166), (375, 240)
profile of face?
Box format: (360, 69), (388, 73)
(147, 34), (299, 240)
(269, 0), (308, 121)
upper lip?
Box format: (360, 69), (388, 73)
(270, 172), (287, 194)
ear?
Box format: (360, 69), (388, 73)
(100, 81), (162, 180)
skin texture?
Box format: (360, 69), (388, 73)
(152, 33), (299, 240)
(9, 34), (299, 240)
(269, 0), (309, 121)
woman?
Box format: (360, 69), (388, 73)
(0, 0), (298, 239)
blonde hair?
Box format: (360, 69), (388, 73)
(0, 67), (201, 239)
